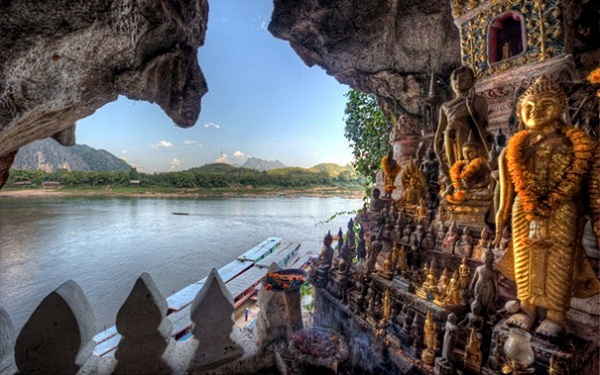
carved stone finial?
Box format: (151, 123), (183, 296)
(15, 280), (96, 374)
(190, 268), (243, 368)
(114, 273), (174, 374)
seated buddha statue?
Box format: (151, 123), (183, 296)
(494, 75), (600, 337)
(445, 132), (491, 203)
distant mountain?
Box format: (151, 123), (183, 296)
(240, 157), (286, 171)
(13, 138), (132, 172)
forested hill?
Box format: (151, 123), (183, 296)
(13, 138), (132, 172)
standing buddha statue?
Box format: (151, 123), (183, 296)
(421, 311), (436, 365)
(494, 75), (600, 337)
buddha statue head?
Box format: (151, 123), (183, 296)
(450, 66), (476, 96)
(517, 75), (567, 131)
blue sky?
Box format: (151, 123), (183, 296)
(76, 1), (353, 173)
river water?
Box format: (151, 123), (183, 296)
(0, 196), (362, 333)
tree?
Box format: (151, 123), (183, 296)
(343, 90), (391, 183)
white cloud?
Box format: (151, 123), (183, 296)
(258, 15), (268, 31)
(151, 140), (173, 149)
(313, 150), (320, 156)
(169, 158), (184, 171)
(204, 122), (221, 129)
(216, 154), (230, 164)
(122, 150), (128, 154)
(120, 157), (144, 172)
(183, 140), (197, 145)
(233, 150), (245, 159)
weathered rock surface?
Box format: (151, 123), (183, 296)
(0, 0), (209, 186)
(269, 0), (461, 117)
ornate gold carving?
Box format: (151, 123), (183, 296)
(459, 0), (564, 76)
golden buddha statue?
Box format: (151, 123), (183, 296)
(382, 150), (401, 198)
(445, 132), (491, 203)
(400, 156), (428, 204)
(421, 311), (436, 365)
(494, 75), (600, 337)
(434, 66), (492, 178)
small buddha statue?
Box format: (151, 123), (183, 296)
(437, 268), (450, 296)
(391, 222), (403, 244)
(435, 222), (448, 247)
(455, 227), (474, 258)
(348, 278), (365, 312)
(458, 256), (471, 296)
(409, 224), (425, 248)
(498, 226), (510, 252)
(469, 246), (498, 317)
(445, 132), (491, 203)
(421, 226), (436, 250)
(401, 157), (428, 204)
(318, 231), (334, 267)
(460, 299), (484, 330)
(476, 226), (492, 252)
(416, 197), (428, 219)
(315, 231), (335, 287)
(370, 187), (384, 213)
(381, 289), (392, 325)
(382, 150), (402, 199)
(396, 244), (409, 276)
(421, 311), (436, 365)
(440, 313), (458, 365)
(464, 326), (482, 372)
(420, 147), (440, 189)
(346, 218), (356, 251)
(441, 221), (459, 253)
(378, 250), (395, 280)
(400, 224), (412, 246)
(356, 228), (367, 261)
(444, 271), (461, 306)
(365, 237), (383, 276)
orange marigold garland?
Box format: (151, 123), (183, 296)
(587, 67), (600, 97)
(505, 126), (595, 221)
(445, 156), (487, 203)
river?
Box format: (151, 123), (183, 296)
(0, 195), (362, 333)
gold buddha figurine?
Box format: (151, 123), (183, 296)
(444, 271), (462, 306)
(445, 133), (491, 203)
(400, 156), (428, 204)
(382, 150), (401, 198)
(494, 75), (600, 337)
(421, 311), (436, 365)
(434, 66), (492, 178)
(396, 244), (409, 276)
(464, 326), (482, 372)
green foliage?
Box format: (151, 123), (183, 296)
(343, 90), (391, 183)
(7, 162), (365, 190)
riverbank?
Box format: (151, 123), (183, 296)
(0, 185), (366, 199)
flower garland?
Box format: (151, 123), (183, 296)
(445, 156), (487, 203)
(505, 126), (595, 221)
(587, 67), (600, 97)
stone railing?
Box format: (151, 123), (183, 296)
(0, 266), (289, 375)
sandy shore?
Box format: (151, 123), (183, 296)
(0, 187), (365, 199)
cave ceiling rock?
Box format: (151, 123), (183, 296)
(0, 0), (209, 182)
(269, 0), (461, 123)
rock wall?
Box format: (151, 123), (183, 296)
(0, 0), (209, 186)
(269, 0), (461, 121)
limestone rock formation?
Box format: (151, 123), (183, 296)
(269, 0), (461, 118)
(0, 0), (209, 186)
